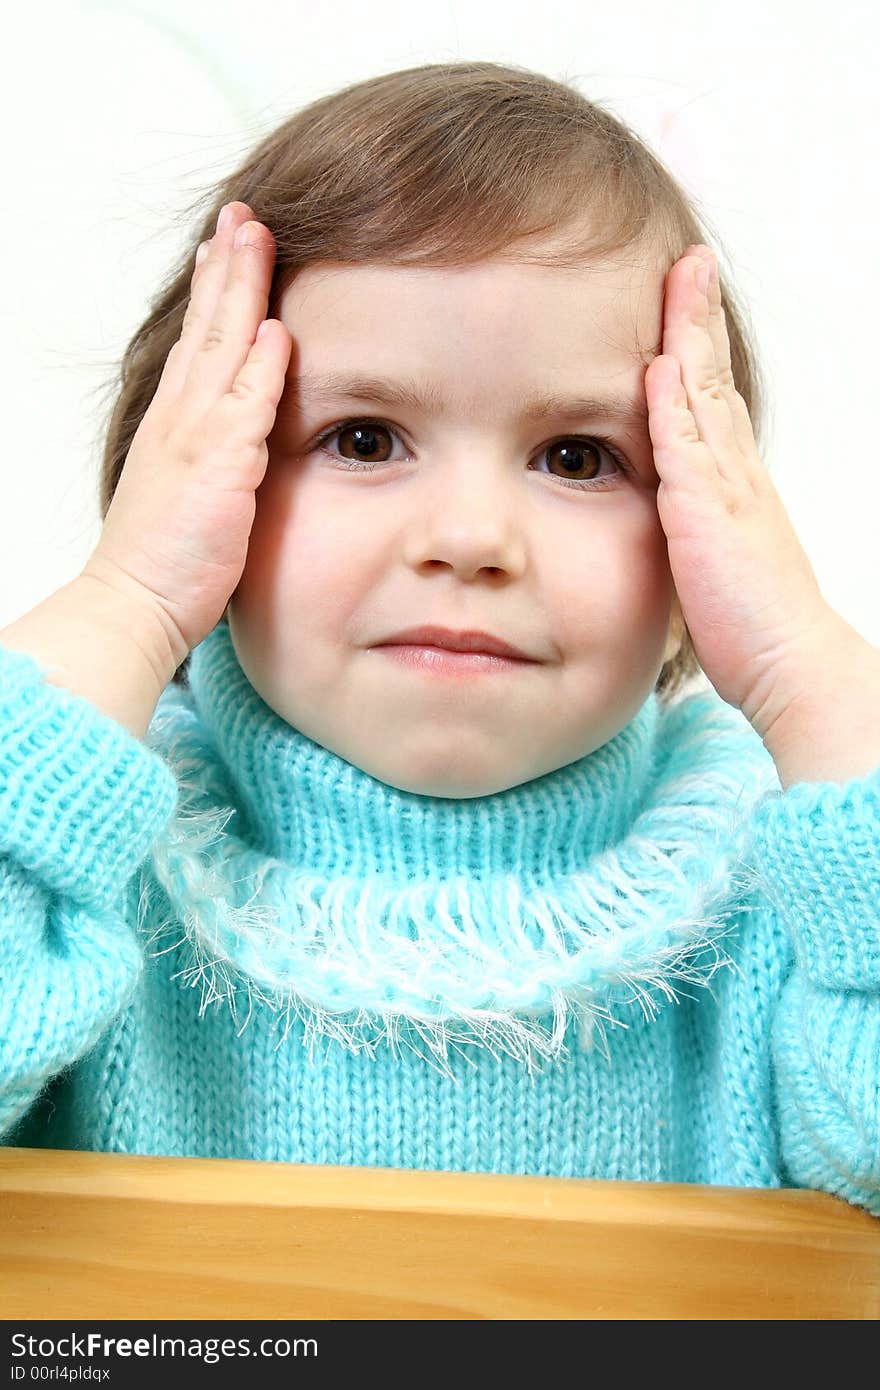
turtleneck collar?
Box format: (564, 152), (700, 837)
(142, 622), (779, 1074)
(185, 622), (661, 879)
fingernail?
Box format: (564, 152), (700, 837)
(695, 261), (710, 294)
(195, 240), (210, 267)
(234, 221), (257, 249)
(217, 204), (235, 234)
(698, 247), (718, 286)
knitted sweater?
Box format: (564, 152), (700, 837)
(1, 623), (879, 1217)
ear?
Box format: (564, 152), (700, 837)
(662, 592), (685, 664)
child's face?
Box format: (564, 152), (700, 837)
(226, 249), (683, 797)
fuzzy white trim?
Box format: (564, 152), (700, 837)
(139, 690), (778, 1078)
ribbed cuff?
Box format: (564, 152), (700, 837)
(748, 763), (880, 991)
(0, 641), (179, 916)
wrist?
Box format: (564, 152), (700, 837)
(760, 616), (880, 789)
(74, 564), (183, 692)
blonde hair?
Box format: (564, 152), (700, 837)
(97, 60), (768, 702)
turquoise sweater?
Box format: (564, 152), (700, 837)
(1, 623), (879, 1217)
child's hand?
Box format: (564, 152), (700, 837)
(84, 201), (292, 667)
(644, 245), (848, 743)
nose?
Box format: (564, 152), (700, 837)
(401, 455), (528, 580)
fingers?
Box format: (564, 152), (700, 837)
(180, 213), (278, 422)
(645, 351), (718, 498)
(143, 197), (292, 491)
(153, 201), (272, 416)
(685, 245), (761, 460)
(152, 202), (249, 405)
(202, 324), (292, 490)
(653, 246), (764, 492)
(659, 253), (743, 479)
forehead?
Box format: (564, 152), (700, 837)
(273, 258), (666, 444)
(278, 256), (665, 370)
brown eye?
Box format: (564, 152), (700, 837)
(334, 421), (394, 463)
(540, 438), (615, 485)
(314, 418), (630, 491)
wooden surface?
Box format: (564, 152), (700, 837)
(0, 1146), (878, 1319)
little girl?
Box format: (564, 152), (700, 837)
(2, 62), (879, 1217)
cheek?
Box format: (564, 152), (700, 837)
(240, 466), (374, 620)
(549, 503), (673, 650)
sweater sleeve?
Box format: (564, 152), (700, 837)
(746, 763), (880, 1216)
(0, 641), (179, 1139)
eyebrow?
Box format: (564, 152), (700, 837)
(289, 371), (650, 432)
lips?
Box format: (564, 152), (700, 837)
(378, 624), (534, 661)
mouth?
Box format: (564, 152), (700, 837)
(371, 624), (541, 680)
(376, 624), (536, 662)
(374, 643), (534, 677)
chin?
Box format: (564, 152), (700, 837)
(334, 718), (543, 797)
(371, 756), (533, 800)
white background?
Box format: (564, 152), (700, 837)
(2, 0), (878, 644)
